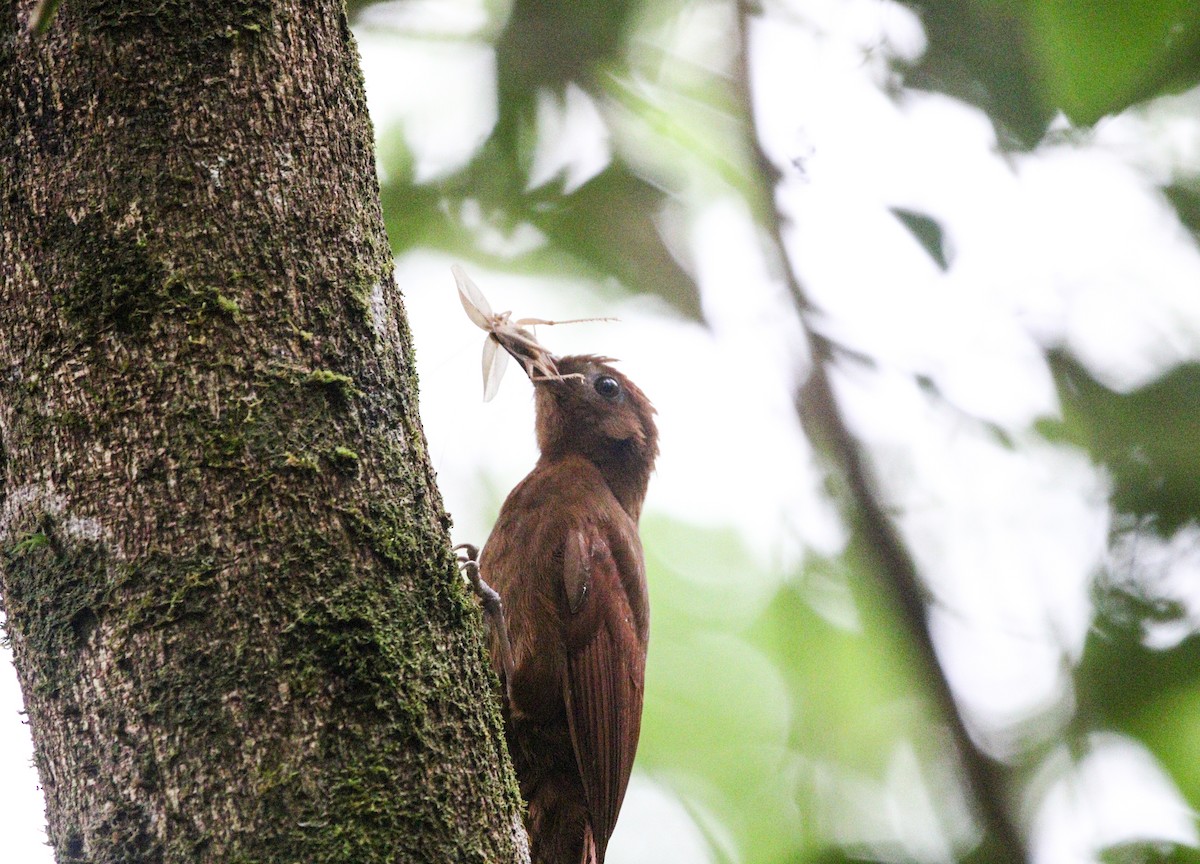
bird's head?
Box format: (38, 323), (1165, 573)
(494, 332), (658, 518)
(532, 355), (657, 469)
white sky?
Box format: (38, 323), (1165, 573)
(6, 1), (1200, 861)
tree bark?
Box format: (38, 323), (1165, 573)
(0, 2), (528, 862)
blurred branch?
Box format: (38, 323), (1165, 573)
(733, 3), (1027, 862)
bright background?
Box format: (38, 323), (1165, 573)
(7, 1), (1200, 861)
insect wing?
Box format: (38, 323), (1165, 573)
(481, 335), (509, 402)
(452, 264), (494, 331)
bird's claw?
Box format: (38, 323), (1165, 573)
(455, 543), (484, 590)
(453, 541), (516, 693)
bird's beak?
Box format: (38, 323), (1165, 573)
(491, 325), (561, 383)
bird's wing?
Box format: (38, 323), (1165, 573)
(561, 522), (646, 857)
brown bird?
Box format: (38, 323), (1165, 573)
(461, 316), (658, 864)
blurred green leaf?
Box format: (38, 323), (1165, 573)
(1163, 181), (1200, 239)
(900, 0), (1200, 143)
(1130, 682), (1200, 817)
(497, 0), (636, 96)
(372, 0), (704, 316)
(890, 207), (951, 270)
(491, 0), (639, 167)
(381, 162), (701, 316)
(757, 575), (929, 771)
(1041, 355), (1200, 533)
(1075, 601), (1200, 814)
(487, 0), (706, 315)
(526, 163), (701, 319)
(638, 517), (806, 863)
(380, 180), (447, 255)
(1075, 606), (1200, 728)
(898, 0), (1053, 148)
(605, 70), (759, 206)
(1026, 0), (1200, 125)
(1100, 839), (1200, 864)
(346, 0), (375, 21)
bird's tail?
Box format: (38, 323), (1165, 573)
(580, 823), (600, 864)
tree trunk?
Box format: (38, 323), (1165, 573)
(0, 2), (528, 862)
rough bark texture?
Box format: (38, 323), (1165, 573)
(0, 2), (528, 862)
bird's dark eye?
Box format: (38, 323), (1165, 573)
(593, 375), (621, 400)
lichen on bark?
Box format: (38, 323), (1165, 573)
(0, 1), (527, 861)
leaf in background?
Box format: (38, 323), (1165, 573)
(899, 0), (1200, 141)
(1077, 637), (1200, 846)
(527, 162), (702, 319)
(637, 517), (808, 864)
(1163, 181), (1200, 239)
(755, 563), (934, 772)
(496, 0), (636, 96)
(897, 0), (1053, 148)
(890, 207), (952, 270)
(1100, 842), (1200, 864)
(372, 0), (704, 317)
(1125, 680), (1200, 821)
(1075, 597), (1200, 730)
(1076, 576), (1200, 814)
(489, 0), (639, 168)
(752, 559), (982, 862)
(1041, 354), (1200, 534)
(1026, 0), (1200, 125)
(379, 179), (448, 255)
(346, 0), (375, 21)
(489, 0), (704, 317)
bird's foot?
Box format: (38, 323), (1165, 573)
(455, 543), (516, 695)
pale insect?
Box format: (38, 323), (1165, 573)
(452, 264), (612, 401)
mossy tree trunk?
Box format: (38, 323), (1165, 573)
(0, 2), (527, 862)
